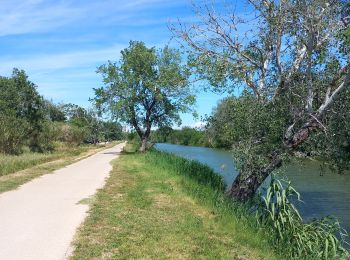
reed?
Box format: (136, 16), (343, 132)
(257, 176), (349, 259)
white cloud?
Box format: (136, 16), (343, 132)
(0, 45), (125, 105)
(0, 45), (123, 74)
(0, 0), (187, 37)
(0, 0), (81, 36)
(0, 0), (194, 109)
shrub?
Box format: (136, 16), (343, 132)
(57, 123), (88, 145)
(33, 121), (60, 152)
(0, 115), (28, 154)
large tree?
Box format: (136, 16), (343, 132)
(0, 69), (45, 153)
(172, 0), (350, 201)
(94, 41), (195, 151)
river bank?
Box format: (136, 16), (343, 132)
(71, 148), (279, 259)
(155, 143), (350, 236)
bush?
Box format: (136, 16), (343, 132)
(126, 132), (139, 142)
(33, 121), (60, 152)
(0, 115), (28, 154)
(57, 123), (88, 145)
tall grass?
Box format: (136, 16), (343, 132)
(257, 176), (349, 259)
(147, 149), (349, 259)
(145, 150), (273, 250)
(0, 153), (60, 176)
(0, 142), (97, 176)
(122, 141), (140, 153)
(146, 150), (225, 190)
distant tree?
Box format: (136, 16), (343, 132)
(206, 97), (238, 149)
(102, 121), (124, 141)
(152, 126), (208, 147)
(94, 41), (195, 152)
(44, 100), (66, 122)
(151, 126), (173, 143)
(63, 103), (89, 127)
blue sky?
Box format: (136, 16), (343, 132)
(0, 0), (231, 127)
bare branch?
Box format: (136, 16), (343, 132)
(317, 66), (350, 117)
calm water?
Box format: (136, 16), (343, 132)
(155, 143), (350, 233)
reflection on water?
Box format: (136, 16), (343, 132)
(155, 143), (350, 233)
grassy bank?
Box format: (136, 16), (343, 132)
(72, 149), (278, 259)
(0, 142), (118, 193)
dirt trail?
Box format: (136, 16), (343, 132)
(0, 142), (125, 260)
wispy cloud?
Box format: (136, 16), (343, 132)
(0, 0), (187, 37)
(0, 45), (123, 74)
(0, 0), (80, 36)
(0, 0), (224, 122)
(0, 45), (125, 105)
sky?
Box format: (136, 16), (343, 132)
(0, 0), (232, 127)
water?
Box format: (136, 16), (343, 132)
(155, 143), (350, 234)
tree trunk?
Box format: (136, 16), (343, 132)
(139, 137), (148, 152)
(139, 124), (151, 152)
(227, 171), (269, 202)
(228, 118), (322, 202)
(227, 154), (282, 202)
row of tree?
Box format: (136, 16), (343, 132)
(0, 69), (123, 155)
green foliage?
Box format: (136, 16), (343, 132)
(64, 104), (124, 143)
(206, 97), (238, 148)
(0, 66), (124, 156)
(102, 121), (124, 141)
(55, 123), (88, 146)
(94, 41), (195, 145)
(126, 131), (139, 142)
(44, 100), (66, 122)
(122, 141), (140, 154)
(300, 87), (350, 173)
(206, 92), (288, 176)
(257, 176), (349, 259)
(0, 115), (28, 154)
(150, 126), (173, 143)
(151, 126), (209, 147)
(0, 69), (46, 154)
(206, 88), (350, 176)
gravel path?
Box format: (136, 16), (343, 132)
(0, 143), (125, 260)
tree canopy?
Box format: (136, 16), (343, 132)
(0, 69), (45, 153)
(94, 41), (195, 151)
(172, 0), (350, 201)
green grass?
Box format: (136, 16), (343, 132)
(122, 141), (140, 153)
(0, 142), (118, 193)
(0, 152), (61, 176)
(71, 149), (278, 259)
(0, 142), (90, 176)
